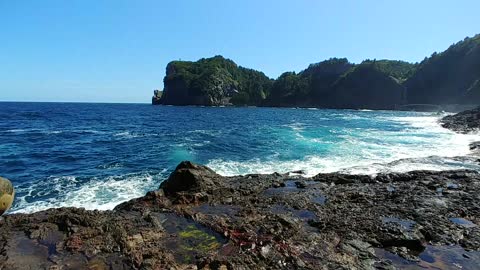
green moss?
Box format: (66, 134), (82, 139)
(178, 225), (221, 253)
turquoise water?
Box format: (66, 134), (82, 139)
(1, 102), (479, 213)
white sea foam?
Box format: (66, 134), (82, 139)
(10, 111), (480, 214)
(187, 129), (223, 136)
(75, 129), (107, 134)
(113, 131), (160, 139)
(11, 171), (164, 214)
(6, 129), (28, 133)
(114, 131), (140, 138)
(207, 114), (480, 177)
(6, 128), (107, 135)
(6, 128), (44, 133)
(45, 130), (63, 134)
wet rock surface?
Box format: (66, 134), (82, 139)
(1, 163), (480, 269)
(441, 107), (480, 133)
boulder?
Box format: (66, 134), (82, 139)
(0, 176), (14, 215)
(159, 161), (221, 195)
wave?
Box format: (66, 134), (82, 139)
(96, 162), (124, 169)
(11, 171), (165, 214)
(207, 153), (480, 178)
(114, 131), (141, 139)
(186, 129), (223, 136)
(6, 129), (28, 133)
(207, 114), (480, 177)
(5, 106), (480, 214)
(5, 129), (104, 135)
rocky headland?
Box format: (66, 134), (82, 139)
(153, 34), (480, 110)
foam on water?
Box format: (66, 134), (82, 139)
(2, 103), (480, 214)
(11, 171), (164, 213)
(207, 114), (480, 176)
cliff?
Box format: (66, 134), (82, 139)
(156, 56), (272, 106)
(152, 57), (414, 109)
(152, 34), (480, 109)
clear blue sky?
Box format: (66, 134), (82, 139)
(1, 0), (479, 103)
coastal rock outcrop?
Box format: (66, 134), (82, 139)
(151, 89), (162, 105)
(1, 163), (480, 269)
(441, 107), (480, 133)
(152, 34), (480, 110)
(154, 57), (410, 110)
(156, 56), (272, 106)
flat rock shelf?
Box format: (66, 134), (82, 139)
(1, 161), (479, 269)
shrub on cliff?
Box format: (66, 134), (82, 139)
(160, 56), (272, 106)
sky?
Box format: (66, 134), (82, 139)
(1, 0), (479, 103)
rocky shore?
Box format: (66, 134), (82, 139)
(1, 160), (480, 269)
(1, 110), (480, 269)
(441, 107), (480, 133)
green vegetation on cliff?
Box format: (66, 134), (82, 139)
(155, 34), (480, 108)
(264, 58), (406, 109)
(361, 60), (417, 83)
(405, 34), (480, 104)
(327, 62), (405, 109)
(160, 56), (272, 106)
(264, 58), (353, 106)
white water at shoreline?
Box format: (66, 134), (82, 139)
(4, 104), (479, 214)
(207, 114), (480, 177)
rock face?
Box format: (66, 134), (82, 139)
(1, 163), (480, 269)
(441, 107), (480, 133)
(0, 176), (14, 216)
(151, 89), (162, 105)
(154, 57), (410, 110)
(152, 34), (480, 109)
(156, 56), (272, 106)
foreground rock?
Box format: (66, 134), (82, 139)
(1, 162), (480, 269)
(0, 176), (14, 216)
(441, 107), (480, 133)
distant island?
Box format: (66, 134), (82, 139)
(153, 34), (480, 110)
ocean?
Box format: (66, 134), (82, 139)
(1, 102), (479, 214)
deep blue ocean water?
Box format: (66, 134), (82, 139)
(1, 102), (479, 213)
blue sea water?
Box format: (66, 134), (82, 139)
(1, 102), (479, 213)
